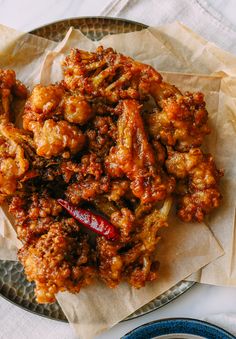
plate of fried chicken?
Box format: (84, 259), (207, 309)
(0, 17), (222, 321)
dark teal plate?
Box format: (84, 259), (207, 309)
(123, 318), (235, 339)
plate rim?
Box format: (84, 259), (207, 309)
(0, 279), (66, 322)
(0, 260), (195, 323)
(29, 15), (148, 38)
(0, 16), (195, 323)
(122, 317), (235, 339)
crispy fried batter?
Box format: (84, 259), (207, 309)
(166, 148), (223, 221)
(63, 94), (93, 124)
(66, 175), (110, 205)
(23, 84), (88, 158)
(86, 116), (117, 157)
(62, 46), (162, 102)
(97, 198), (171, 288)
(108, 179), (130, 202)
(28, 119), (85, 158)
(0, 69), (27, 121)
(0, 123), (30, 202)
(9, 191), (63, 241)
(0, 48), (223, 303)
(105, 99), (175, 204)
(24, 84), (93, 126)
(18, 219), (95, 303)
(147, 91), (210, 151)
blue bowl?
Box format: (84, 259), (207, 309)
(122, 318), (235, 339)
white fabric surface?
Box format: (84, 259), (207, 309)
(204, 313), (236, 336)
(101, 0), (236, 54)
(0, 1), (236, 338)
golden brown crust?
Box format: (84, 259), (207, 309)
(23, 84), (86, 158)
(0, 123), (30, 203)
(0, 69), (27, 121)
(0, 47), (223, 303)
(18, 219), (95, 303)
(147, 91), (210, 151)
(27, 119), (85, 158)
(96, 199), (170, 288)
(105, 100), (175, 204)
(166, 148), (223, 222)
(62, 46), (162, 102)
(9, 192), (63, 241)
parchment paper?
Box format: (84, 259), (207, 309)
(0, 22), (235, 338)
(0, 24), (56, 86)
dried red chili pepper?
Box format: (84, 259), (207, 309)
(57, 199), (120, 241)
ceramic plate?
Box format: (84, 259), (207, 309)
(0, 17), (195, 322)
(122, 318), (235, 339)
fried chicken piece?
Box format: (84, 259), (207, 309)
(79, 153), (103, 180)
(24, 84), (93, 126)
(91, 100), (117, 116)
(97, 198), (171, 288)
(178, 189), (222, 223)
(9, 191), (63, 242)
(0, 123), (30, 202)
(151, 140), (166, 166)
(63, 94), (93, 125)
(110, 208), (135, 241)
(166, 148), (223, 221)
(28, 119), (85, 158)
(166, 148), (202, 179)
(86, 116), (117, 157)
(66, 176), (110, 205)
(107, 179), (130, 202)
(23, 84), (89, 158)
(59, 153), (103, 185)
(62, 46), (162, 103)
(24, 84), (64, 120)
(147, 91), (210, 151)
(18, 218), (95, 303)
(105, 99), (175, 204)
(150, 81), (181, 104)
(62, 152), (110, 205)
(0, 69), (27, 121)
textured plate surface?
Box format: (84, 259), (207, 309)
(0, 17), (194, 322)
(31, 16), (147, 41)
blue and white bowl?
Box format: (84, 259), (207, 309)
(122, 318), (235, 339)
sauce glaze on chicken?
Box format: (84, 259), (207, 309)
(0, 47), (223, 303)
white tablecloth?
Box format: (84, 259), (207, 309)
(0, 1), (236, 338)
